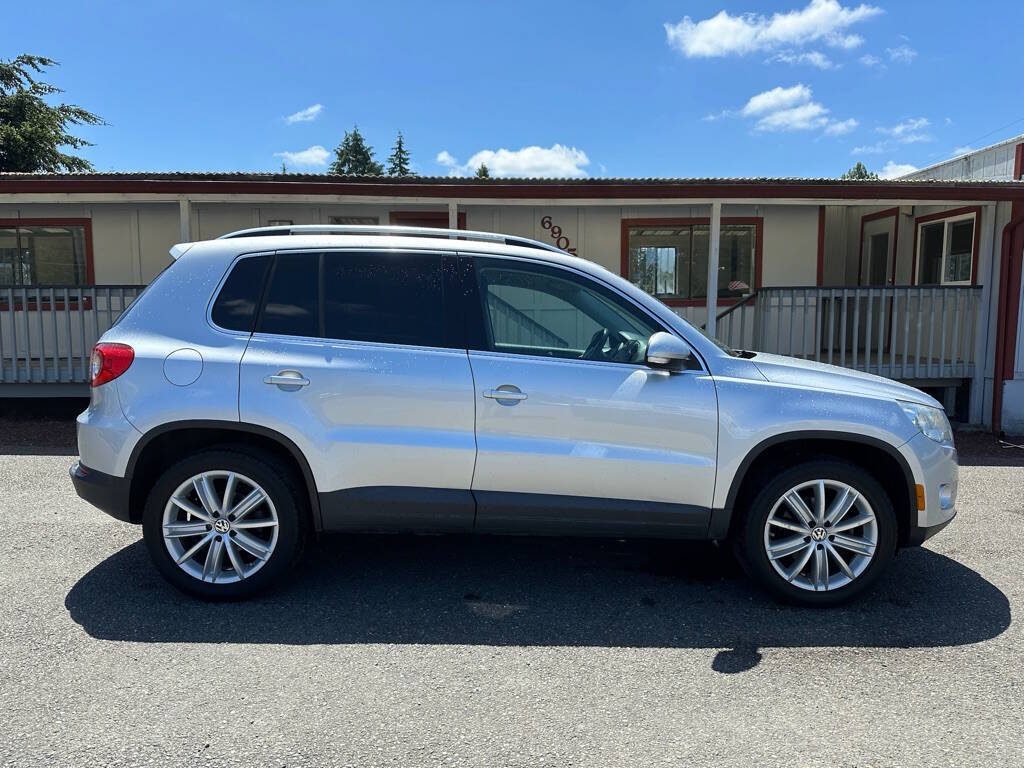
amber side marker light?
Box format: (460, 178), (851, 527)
(915, 484), (926, 511)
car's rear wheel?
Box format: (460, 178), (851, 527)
(142, 449), (306, 600)
(734, 460), (897, 606)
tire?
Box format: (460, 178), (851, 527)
(142, 448), (307, 600)
(733, 459), (897, 607)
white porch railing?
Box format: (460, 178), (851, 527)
(712, 285), (982, 381)
(0, 285), (143, 384)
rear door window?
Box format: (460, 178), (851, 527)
(257, 252), (319, 338)
(211, 254), (271, 332)
(322, 251), (445, 347)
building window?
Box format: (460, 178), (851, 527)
(328, 216), (379, 225)
(266, 219), (293, 226)
(0, 222), (90, 285)
(625, 220), (758, 301)
(916, 212), (976, 285)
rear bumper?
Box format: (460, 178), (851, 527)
(70, 461), (134, 523)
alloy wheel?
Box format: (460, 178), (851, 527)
(161, 470), (279, 584)
(763, 479), (878, 592)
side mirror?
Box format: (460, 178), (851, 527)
(645, 332), (694, 372)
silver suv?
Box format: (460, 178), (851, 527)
(71, 225), (958, 606)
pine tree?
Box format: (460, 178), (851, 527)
(841, 161), (878, 180)
(475, 163), (490, 178)
(0, 54), (104, 172)
(386, 131), (412, 176)
(329, 126), (384, 175)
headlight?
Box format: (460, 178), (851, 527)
(899, 401), (953, 444)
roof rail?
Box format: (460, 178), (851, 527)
(216, 224), (568, 255)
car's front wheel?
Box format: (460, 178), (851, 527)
(734, 460), (897, 606)
(142, 449), (306, 600)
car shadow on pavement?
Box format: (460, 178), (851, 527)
(65, 533), (1010, 671)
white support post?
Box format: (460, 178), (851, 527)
(448, 201), (458, 233)
(706, 201), (722, 338)
(178, 198), (191, 242)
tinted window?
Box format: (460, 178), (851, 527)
(475, 260), (660, 364)
(211, 255), (270, 332)
(258, 252), (319, 338)
(323, 251), (445, 347)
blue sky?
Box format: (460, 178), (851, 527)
(9, 0), (1024, 179)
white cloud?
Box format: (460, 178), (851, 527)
(852, 141), (886, 154)
(742, 84), (812, 116)
(436, 144), (590, 178)
(756, 102), (830, 131)
(859, 53), (883, 67)
(825, 118), (858, 135)
(879, 160), (918, 179)
(886, 43), (917, 63)
(273, 145), (329, 167)
(284, 104), (324, 124)
(951, 145), (974, 157)
(730, 84), (856, 135)
(878, 117), (931, 142)
(664, 0), (881, 58)
(767, 50), (836, 69)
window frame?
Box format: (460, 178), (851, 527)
(619, 217), (763, 306)
(911, 206), (982, 287)
(0, 217), (95, 287)
(465, 253), (697, 371)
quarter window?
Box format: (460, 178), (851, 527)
(323, 251), (445, 347)
(476, 260), (660, 364)
(211, 255), (271, 332)
(0, 223), (89, 285)
(626, 221), (757, 301)
(917, 214), (975, 285)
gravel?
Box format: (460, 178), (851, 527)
(0, 424), (1021, 766)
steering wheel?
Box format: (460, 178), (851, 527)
(582, 328), (638, 362)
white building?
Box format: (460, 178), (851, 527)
(2, 164), (1023, 431)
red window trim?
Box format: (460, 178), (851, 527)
(0, 217), (96, 285)
(908, 206), (983, 287)
(856, 207), (900, 287)
(389, 210), (467, 229)
(816, 205), (826, 286)
(619, 216), (764, 307)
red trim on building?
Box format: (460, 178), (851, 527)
(0, 217), (95, 285)
(816, 205), (825, 285)
(856, 208), (899, 286)
(388, 210), (467, 229)
(992, 207), (1024, 432)
(908, 206), (983, 286)
(619, 217), (763, 307)
(2, 176), (1024, 202)
(1013, 143), (1024, 181)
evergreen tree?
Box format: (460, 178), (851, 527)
(841, 161), (878, 180)
(475, 163), (490, 178)
(329, 126), (384, 175)
(0, 54), (104, 172)
(386, 130), (412, 176)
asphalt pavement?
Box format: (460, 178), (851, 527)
(0, 422), (1021, 767)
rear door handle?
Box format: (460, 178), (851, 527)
(264, 371), (310, 388)
(483, 386), (527, 403)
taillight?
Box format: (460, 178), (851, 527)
(90, 343), (135, 387)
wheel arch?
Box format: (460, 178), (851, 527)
(125, 420), (322, 529)
(712, 431), (917, 547)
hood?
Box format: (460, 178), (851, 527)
(750, 352), (940, 408)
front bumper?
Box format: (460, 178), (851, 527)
(900, 431), (958, 546)
(70, 461), (134, 523)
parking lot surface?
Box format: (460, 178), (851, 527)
(0, 420), (1021, 767)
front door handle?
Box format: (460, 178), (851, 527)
(483, 386), (527, 404)
(264, 371), (310, 389)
